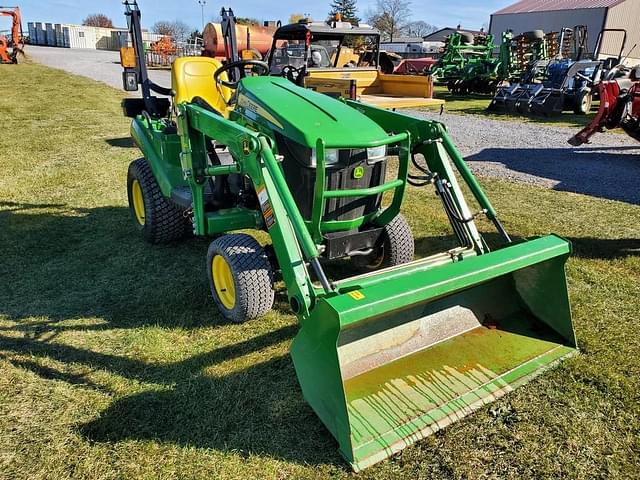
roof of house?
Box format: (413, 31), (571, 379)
(381, 37), (425, 44)
(422, 27), (484, 42)
(493, 0), (625, 15)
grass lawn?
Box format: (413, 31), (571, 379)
(1, 63), (639, 480)
(427, 86), (597, 129)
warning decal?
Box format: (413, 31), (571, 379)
(347, 291), (366, 301)
(256, 185), (276, 229)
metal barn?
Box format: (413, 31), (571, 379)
(489, 0), (640, 65)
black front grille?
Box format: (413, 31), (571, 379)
(275, 134), (387, 222)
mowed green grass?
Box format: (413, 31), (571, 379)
(1, 62), (639, 480)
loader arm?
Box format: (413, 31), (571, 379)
(0, 7), (22, 45)
(176, 102), (327, 316)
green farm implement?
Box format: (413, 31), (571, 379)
(119, 1), (577, 471)
(429, 31), (501, 94)
(430, 29), (562, 95)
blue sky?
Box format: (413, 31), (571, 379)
(14, 1), (514, 32)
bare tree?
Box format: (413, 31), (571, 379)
(171, 20), (191, 42)
(406, 20), (438, 38)
(83, 14), (113, 28)
(367, 0), (411, 42)
(152, 20), (192, 42)
(152, 21), (174, 36)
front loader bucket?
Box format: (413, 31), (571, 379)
(530, 89), (565, 117)
(290, 235), (576, 471)
(487, 84), (515, 112)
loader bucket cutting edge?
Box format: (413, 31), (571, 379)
(290, 235), (576, 471)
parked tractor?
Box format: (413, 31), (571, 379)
(569, 63), (640, 145)
(266, 17), (444, 110)
(119, 1), (577, 471)
(0, 5), (23, 64)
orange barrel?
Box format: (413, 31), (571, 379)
(202, 22), (275, 58)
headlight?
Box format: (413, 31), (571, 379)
(311, 148), (339, 167)
(366, 145), (387, 163)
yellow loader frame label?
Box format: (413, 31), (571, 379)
(347, 290), (365, 301)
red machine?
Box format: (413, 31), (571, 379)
(569, 64), (640, 145)
(0, 5), (23, 64)
(393, 57), (438, 75)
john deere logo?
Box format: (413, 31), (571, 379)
(353, 166), (364, 179)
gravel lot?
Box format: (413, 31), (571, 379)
(27, 45), (170, 91)
(28, 46), (640, 205)
(412, 110), (640, 204)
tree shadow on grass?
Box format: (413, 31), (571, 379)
(416, 231), (639, 262)
(0, 202), (293, 337)
(568, 237), (639, 259)
(0, 324), (341, 467)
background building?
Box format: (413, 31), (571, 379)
(422, 27), (485, 43)
(489, 0), (640, 65)
(27, 22), (162, 50)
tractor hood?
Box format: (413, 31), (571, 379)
(235, 76), (389, 148)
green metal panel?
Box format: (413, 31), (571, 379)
(130, 118), (186, 197)
(205, 208), (263, 234)
(235, 76), (390, 148)
(290, 235), (576, 471)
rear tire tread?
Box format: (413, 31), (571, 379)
(127, 158), (185, 244)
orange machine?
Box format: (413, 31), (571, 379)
(202, 20), (274, 58)
(0, 5), (23, 64)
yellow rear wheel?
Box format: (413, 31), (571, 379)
(127, 158), (186, 244)
(131, 179), (145, 226)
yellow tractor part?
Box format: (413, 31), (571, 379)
(305, 68), (445, 109)
(172, 57), (233, 117)
(131, 179), (145, 225)
(212, 255), (236, 310)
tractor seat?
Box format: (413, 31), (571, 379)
(171, 57), (232, 117)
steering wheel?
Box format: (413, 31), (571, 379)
(281, 65), (306, 86)
(214, 60), (270, 89)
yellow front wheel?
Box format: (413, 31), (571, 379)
(352, 214), (414, 269)
(212, 255), (236, 310)
(207, 234), (275, 323)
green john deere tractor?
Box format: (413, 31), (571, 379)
(120, 1), (577, 472)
